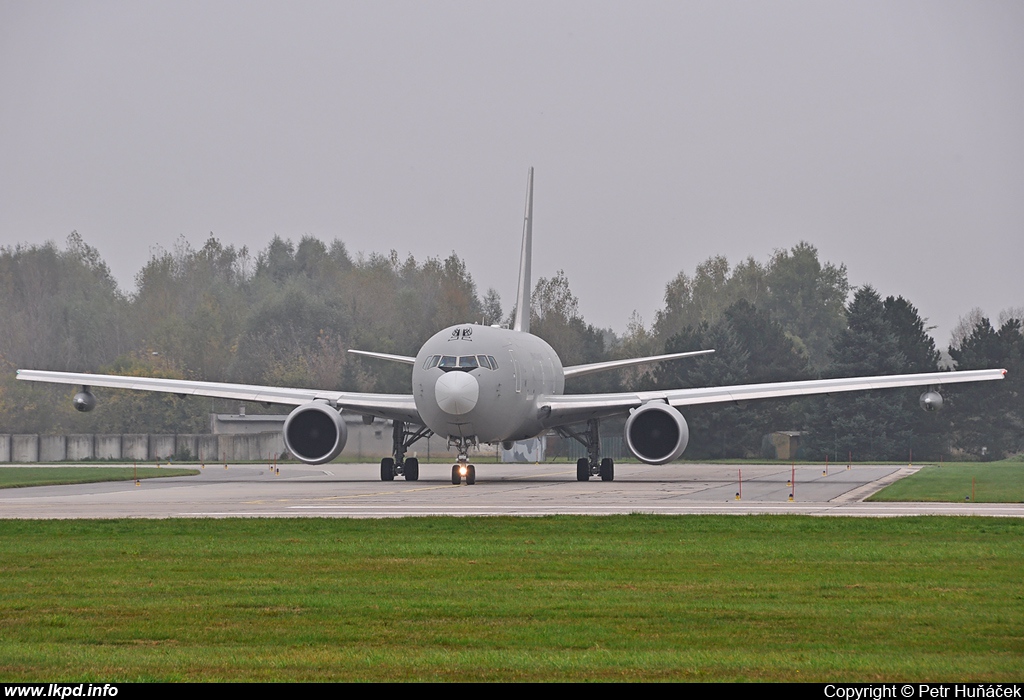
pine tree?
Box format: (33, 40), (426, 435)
(803, 287), (944, 461)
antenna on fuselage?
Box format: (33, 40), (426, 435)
(513, 166), (534, 333)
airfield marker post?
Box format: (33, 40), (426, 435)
(736, 469), (741, 500)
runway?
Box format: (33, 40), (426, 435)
(2, 461), (1021, 518)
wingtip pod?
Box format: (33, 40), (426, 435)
(513, 167), (534, 333)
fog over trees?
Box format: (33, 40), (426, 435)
(1, 234), (1019, 459)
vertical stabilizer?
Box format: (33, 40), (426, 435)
(513, 167), (534, 333)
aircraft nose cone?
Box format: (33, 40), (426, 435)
(435, 371), (480, 415)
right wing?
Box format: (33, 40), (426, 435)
(539, 368), (1007, 427)
(15, 370), (421, 424)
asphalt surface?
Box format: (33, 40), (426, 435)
(1, 461), (1021, 518)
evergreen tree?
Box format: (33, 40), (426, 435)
(655, 300), (811, 458)
(802, 288), (946, 461)
(947, 318), (1023, 459)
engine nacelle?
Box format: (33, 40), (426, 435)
(283, 402), (348, 465)
(73, 390), (96, 412)
(919, 390), (943, 412)
(624, 402), (689, 464)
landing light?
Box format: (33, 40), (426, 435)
(459, 465), (468, 477)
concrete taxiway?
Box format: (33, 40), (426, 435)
(1, 462), (1022, 518)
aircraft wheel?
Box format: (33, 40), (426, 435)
(466, 464), (476, 485)
(405, 457), (419, 481)
(451, 465), (461, 485)
(576, 458), (590, 482)
(600, 458), (614, 482)
(380, 458), (395, 482)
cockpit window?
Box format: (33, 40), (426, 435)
(488, 355), (498, 370)
(459, 355), (479, 369)
(439, 355), (458, 369)
(423, 355), (441, 369)
(477, 355), (492, 370)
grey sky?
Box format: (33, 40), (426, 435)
(2, 1), (1021, 346)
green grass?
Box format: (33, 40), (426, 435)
(0, 467), (200, 489)
(0, 516), (1021, 681)
(868, 461), (1024, 502)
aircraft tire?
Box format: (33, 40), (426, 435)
(600, 458), (614, 481)
(576, 458), (590, 482)
(381, 458), (395, 482)
(405, 457), (419, 481)
(451, 465), (461, 485)
(466, 464), (476, 485)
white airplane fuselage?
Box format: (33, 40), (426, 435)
(413, 324), (564, 444)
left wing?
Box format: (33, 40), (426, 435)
(539, 368), (1007, 427)
(15, 370), (421, 424)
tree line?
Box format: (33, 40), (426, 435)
(1, 233), (1019, 460)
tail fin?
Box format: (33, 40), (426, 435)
(513, 167), (534, 333)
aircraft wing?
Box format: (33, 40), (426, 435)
(538, 368), (1007, 427)
(15, 370), (422, 424)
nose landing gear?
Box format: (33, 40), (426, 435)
(451, 461), (476, 485)
(449, 438), (477, 485)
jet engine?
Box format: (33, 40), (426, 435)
(283, 402), (348, 464)
(73, 390), (96, 412)
(624, 402), (689, 464)
(919, 390), (943, 412)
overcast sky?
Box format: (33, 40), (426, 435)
(2, 1), (1021, 346)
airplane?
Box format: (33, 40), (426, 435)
(16, 168), (1007, 485)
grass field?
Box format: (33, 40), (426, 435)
(0, 467), (200, 489)
(1, 516), (1021, 682)
(868, 461), (1024, 502)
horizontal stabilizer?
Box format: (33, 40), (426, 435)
(563, 349), (715, 379)
(347, 350), (416, 365)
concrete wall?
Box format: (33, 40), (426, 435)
(95, 435), (122, 460)
(67, 435), (94, 461)
(12, 435), (38, 462)
(39, 435), (66, 462)
(197, 435), (219, 462)
(0, 425), (452, 463)
(150, 435), (176, 460)
(122, 435), (149, 461)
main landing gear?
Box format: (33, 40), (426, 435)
(449, 437), (477, 485)
(380, 420), (432, 482)
(558, 418), (614, 482)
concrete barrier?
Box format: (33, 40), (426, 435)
(175, 435), (198, 461)
(122, 435), (148, 461)
(95, 435), (121, 460)
(197, 435), (219, 462)
(0, 431), (336, 463)
(12, 435), (38, 462)
(67, 435), (94, 461)
(150, 435), (175, 460)
(39, 435), (67, 462)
